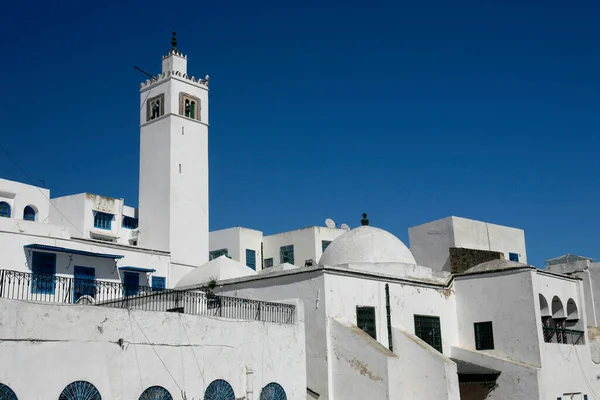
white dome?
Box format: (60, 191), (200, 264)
(319, 225), (416, 266)
(175, 256), (257, 288)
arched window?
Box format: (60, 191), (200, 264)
(0, 202), (10, 218)
(551, 296), (565, 318)
(185, 99), (191, 118)
(260, 383), (287, 400)
(204, 379), (235, 400)
(190, 101), (196, 119)
(0, 383), (18, 400)
(59, 381), (101, 400)
(139, 386), (172, 400)
(23, 206), (36, 221)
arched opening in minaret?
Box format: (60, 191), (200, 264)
(185, 99), (191, 118)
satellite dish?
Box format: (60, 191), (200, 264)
(325, 218), (336, 228)
(341, 223), (350, 230)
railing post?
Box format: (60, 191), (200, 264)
(0, 269), (4, 298)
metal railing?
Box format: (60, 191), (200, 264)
(542, 327), (585, 345)
(0, 269), (296, 325)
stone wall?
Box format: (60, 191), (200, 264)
(449, 247), (504, 274)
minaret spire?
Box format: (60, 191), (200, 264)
(171, 31), (178, 51)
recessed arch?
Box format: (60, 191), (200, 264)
(260, 383), (287, 400)
(59, 381), (101, 400)
(139, 386), (172, 400)
(567, 298), (579, 321)
(539, 294), (550, 316)
(23, 205), (36, 221)
(0, 201), (11, 218)
(204, 379), (235, 400)
(0, 383), (18, 400)
(551, 296), (565, 319)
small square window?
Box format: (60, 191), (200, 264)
(152, 276), (166, 291)
(356, 306), (377, 340)
(414, 315), (443, 353)
(509, 252), (519, 262)
(264, 258), (274, 268)
(209, 248), (228, 260)
(122, 216), (138, 229)
(474, 321), (495, 350)
(322, 240), (332, 252)
(94, 211), (113, 230)
(280, 245), (294, 264)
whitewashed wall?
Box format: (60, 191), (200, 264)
(409, 217), (455, 272)
(210, 227), (264, 270)
(0, 178), (50, 223)
(0, 297), (305, 400)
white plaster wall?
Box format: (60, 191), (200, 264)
(239, 228), (263, 270)
(212, 271), (330, 399)
(0, 297), (305, 400)
(454, 270), (541, 366)
(50, 193), (87, 238)
(451, 346), (541, 399)
(409, 216), (455, 272)
(0, 178), (50, 223)
(324, 273), (458, 357)
(330, 318), (395, 400)
(452, 217), (527, 264)
(162, 53), (187, 74)
(392, 327), (459, 400)
(210, 228), (241, 260)
(264, 227), (345, 267)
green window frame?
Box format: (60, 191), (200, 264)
(414, 315), (442, 353)
(356, 306), (377, 340)
(474, 321), (495, 350)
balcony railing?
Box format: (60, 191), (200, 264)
(0, 269), (296, 325)
(542, 327), (585, 345)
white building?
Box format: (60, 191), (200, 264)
(409, 216), (527, 273)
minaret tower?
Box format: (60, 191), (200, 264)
(138, 32), (209, 268)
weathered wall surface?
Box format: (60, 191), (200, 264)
(449, 247), (503, 274)
(0, 298), (305, 400)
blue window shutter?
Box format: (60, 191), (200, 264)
(0, 202), (11, 218)
(509, 252), (519, 262)
(246, 249), (256, 270)
(123, 272), (140, 296)
(152, 276), (166, 290)
(31, 251), (56, 294)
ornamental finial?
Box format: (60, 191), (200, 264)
(171, 31), (178, 51)
(361, 213), (369, 226)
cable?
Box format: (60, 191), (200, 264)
(127, 310), (145, 392)
(180, 315), (206, 388)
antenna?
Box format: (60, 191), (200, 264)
(134, 66), (156, 81)
(325, 218), (336, 228)
(340, 223), (350, 230)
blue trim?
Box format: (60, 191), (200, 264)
(246, 249), (256, 270)
(0, 201), (11, 218)
(31, 251), (56, 294)
(123, 272), (140, 296)
(118, 266), (156, 273)
(152, 276), (166, 290)
(24, 244), (124, 259)
(74, 266), (96, 303)
(23, 206), (36, 221)
(122, 216), (138, 229)
(93, 211), (113, 230)
(509, 252), (519, 262)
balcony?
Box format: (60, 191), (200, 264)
(0, 269), (296, 325)
(542, 327), (585, 345)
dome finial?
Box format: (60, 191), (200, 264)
(171, 30), (178, 51)
(361, 213), (369, 226)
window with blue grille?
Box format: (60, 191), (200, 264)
(123, 272), (140, 296)
(94, 211), (113, 230)
(414, 315), (443, 353)
(209, 248), (229, 260)
(139, 386), (173, 400)
(509, 252), (519, 262)
(322, 240), (332, 252)
(474, 321), (494, 350)
(0, 383), (17, 400)
(122, 216), (138, 229)
(31, 251), (56, 294)
(0, 202), (10, 218)
(59, 380), (101, 400)
(23, 206), (36, 221)
(280, 245), (294, 264)
(246, 249), (256, 270)
(152, 276), (166, 291)
(260, 383), (287, 400)
(204, 379), (235, 400)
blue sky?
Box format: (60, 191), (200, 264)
(0, 1), (598, 268)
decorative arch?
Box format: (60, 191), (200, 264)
(0, 383), (18, 400)
(551, 296), (565, 318)
(567, 298), (579, 321)
(204, 379), (235, 400)
(539, 294), (550, 316)
(260, 383), (287, 400)
(139, 386), (173, 400)
(58, 381), (101, 400)
(0, 202), (10, 218)
(23, 205), (36, 221)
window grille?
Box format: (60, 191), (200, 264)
(0, 202), (10, 218)
(59, 381), (102, 400)
(246, 249), (256, 270)
(23, 206), (36, 221)
(209, 249), (229, 260)
(474, 321), (494, 350)
(356, 306), (377, 339)
(509, 252), (519, 262)
(31, 251), (56, 294)
(122, 216), (138, 229)
(204, 379), (235, 400)
(0, 383), (17, 400)
(414, 315), (443, 353)
(322, 240), (332, 252)
(152, 276), (166, 291)
(139, 386), (173, 400)
(94, 211), (113, 230)
(280, 245), (294, 264)
(264, 258), (274, 268)
(260, 383), (287, 400)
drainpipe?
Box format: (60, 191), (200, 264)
(246, 364), (254, 400)
(385, 284), (393, 352)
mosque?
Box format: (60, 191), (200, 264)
(0, 34), (599, 400)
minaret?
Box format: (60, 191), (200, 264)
(138, 32), (209, 267)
